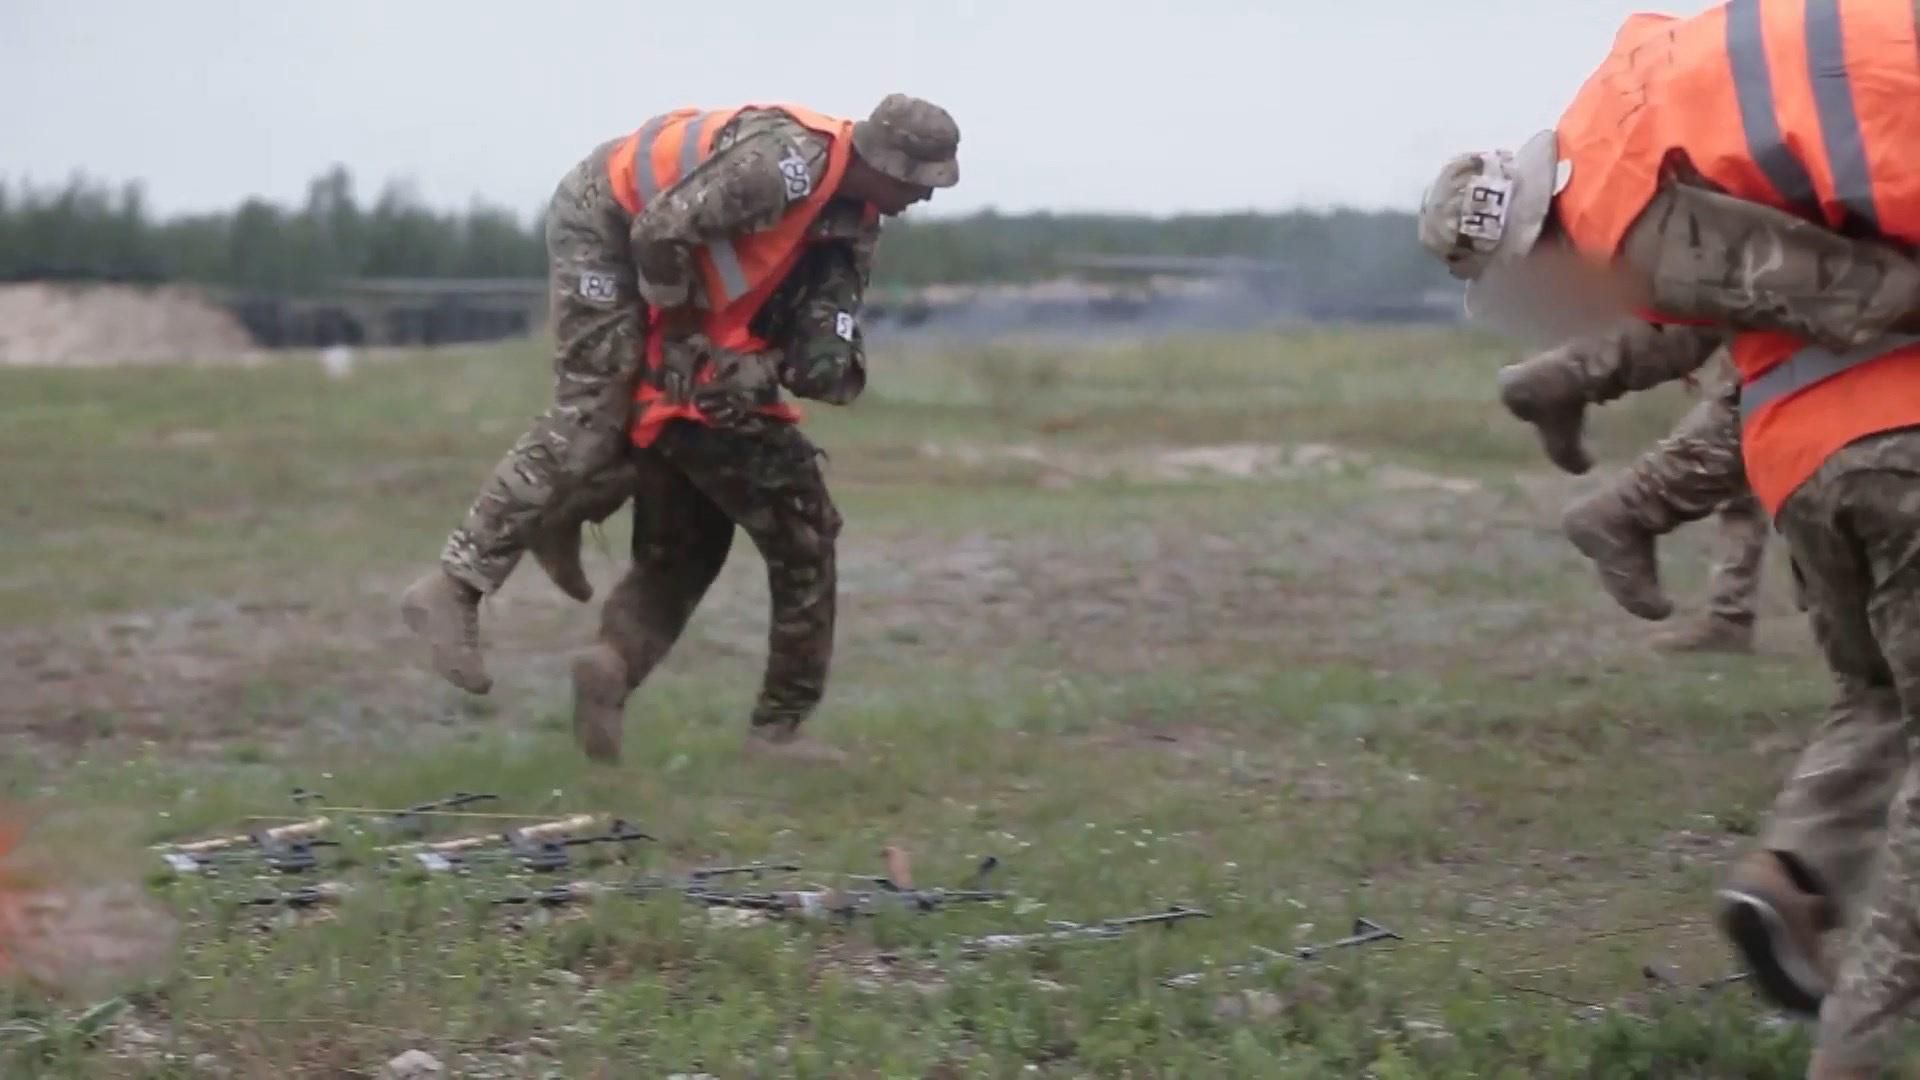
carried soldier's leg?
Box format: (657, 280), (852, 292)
(1564, 381), (1745, 621)
(1653, 489), (1768, 653)
(570, 455), (735, 764)
(655, 419), (845, 763)
(402, 141), (643, 693)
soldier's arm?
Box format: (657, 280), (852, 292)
(1548, 318), (1727, 405)
(630, 125), (833, 311)
(1618, 182), (1920, 351)
(779, 244), (867, 405)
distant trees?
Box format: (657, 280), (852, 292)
(0, 168), (547, 290)
(0, 168), (1446, 302)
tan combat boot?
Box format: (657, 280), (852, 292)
(1716, 850), (1834, 1017)
(1498, 355), (1595, 475)
(569, 643), (627, 764)
(400, 570), (492, 694)
(1563, 489), (1674, 621)
(1652, 614), (1756, 654)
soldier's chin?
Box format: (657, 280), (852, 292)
(1465, 251), (1643, 346)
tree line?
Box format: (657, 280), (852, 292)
(0, 169), (1447, 300)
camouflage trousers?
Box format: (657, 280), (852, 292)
(1616, 378), (1772, 622)
(592, 417), (841, 733)
(441, 139), (643, 594)
(1760, 428), (1920, 1068)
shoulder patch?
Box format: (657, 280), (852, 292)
(778, 151), (813, 202)
(834, 311), (856, 341)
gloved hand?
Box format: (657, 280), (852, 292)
(656, 332), (712, 405)
(691, 346), (783, 428)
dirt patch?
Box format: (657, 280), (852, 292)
(0, 282), (257, 367)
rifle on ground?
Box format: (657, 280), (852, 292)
(386, 814), (653, 873)
(958, 904), (1210, 956)
(1161, 916), (1400, 988)
(369, 792), (501, 837)
(492, 862), (805, 908)
(236, 881), (355, 910)
(154, 817), (335, 876)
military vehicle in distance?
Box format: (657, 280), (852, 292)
(220, 277), (548, 349)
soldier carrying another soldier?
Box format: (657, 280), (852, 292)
(1418, 2), (1920, 1074)
(401, 95), (960, 762)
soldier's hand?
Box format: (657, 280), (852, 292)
(691, 384), (751, 427)
(657, 333), (712, 405)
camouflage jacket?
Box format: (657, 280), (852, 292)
(1616, 180), (1920, 353)
(631, 109), (876, 311)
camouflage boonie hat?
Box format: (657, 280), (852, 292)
(852, 94), (960, 189)
(1417, 130), (1565, 282)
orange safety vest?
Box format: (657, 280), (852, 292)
(607, 103), (859, 447)
(1550, 0), (1920, 514)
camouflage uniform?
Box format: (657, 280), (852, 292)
(567, 240), (869, 763)
(402, 99), (942, 696)
(1421, 147), (1920, 1070)
(565, 94), (962, 764)
(1546, 349), (1772, 646)
(1767, 432), (1920, 1072)
(441, 110), (846, 599)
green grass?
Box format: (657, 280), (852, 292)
(0, 327), (1890, 1077)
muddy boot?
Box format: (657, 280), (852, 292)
(1652, 614), (1756, 654)
(1716, 850), (1835, 1016)
(1563, 487), (1674, 621)
(744, 722), (849, 765)
(569, 643), (628, 765)
(531, 521), (593, 604)
(400, 570), (492, 694)
(1498, 355), (1594, 475)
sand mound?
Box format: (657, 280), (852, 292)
(0, 282), (257, 367)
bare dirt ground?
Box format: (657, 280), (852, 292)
(2, 439), (1813, 758)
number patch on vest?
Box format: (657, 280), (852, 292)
(576, 271), (619, 305)
(778, 152), (813, 202)
(834, 312), (856, 341)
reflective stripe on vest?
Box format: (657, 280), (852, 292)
(1740, 333), (1920, 416)
(1806, 0), (1879, 228)
(628, 111), (752, 303)
(1726, 0), (1817, 209)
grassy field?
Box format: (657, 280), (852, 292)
(0, 326), (1888, 1077)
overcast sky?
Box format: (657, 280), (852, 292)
(2, 0), (1689, 220)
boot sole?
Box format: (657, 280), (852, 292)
(1716, 887), (1825, 1016)
(571, 651), (627, 765)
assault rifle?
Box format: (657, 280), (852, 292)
(957, 904), (1210, 956)
(368, 791), (501, 837)
(495, 850), (1010, 921)
(1161, 916), (1400, 988)
(493, 862), (805, 908)
(154, 817), (336, 876)
(385, 814), (654, 873)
